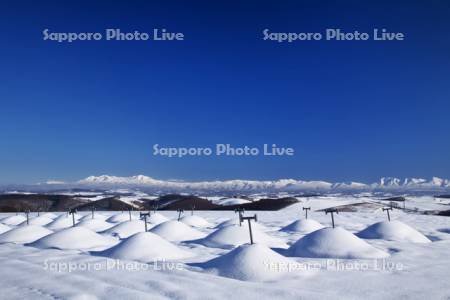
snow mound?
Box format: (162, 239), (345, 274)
(0, 223), (11, 234)
(101, 220), (146, 239)
(55, 213), (81, 221)
(357, 220), (431, 243)
(215, 219), (238, 228)
(106, 213), (136, 223)
(215, 218), (266, 231)
(46, 216), (78, 230)
(76, 219), (115, 232)
(40, 212), (58, 219)
(180, 215), (212, 228)
(20, 216), (54, 226)
(280, 219), (324, 234)
(93, 232), (193, 262)
(150, 221), (205, 242)
(1, 215), (27, 226)
(29, 227), (117, 250)
(197, 224), (287, 249)
(289, 227), (389, 259)
(197, 243), (296, 281)
(146, 213), (168, 225)
(0, 225), (53, 244)
(79, 213), (107, 222)
(216, 198), (251, 206)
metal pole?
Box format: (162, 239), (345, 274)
(331, 212), (335, 228)
(128, 209), (132, 221)
(247, 220), (253, 244)
(26, 210), (29, 225)
(144, 215), (148, 231)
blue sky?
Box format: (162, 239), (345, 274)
(0, 1), (449, 184)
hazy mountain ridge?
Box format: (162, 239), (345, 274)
(72, 175), (450, 192)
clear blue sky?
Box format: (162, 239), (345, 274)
(0, 0), (449, 184)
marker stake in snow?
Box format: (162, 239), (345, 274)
(177, 209), (184, 221)
(191, 205), (195, 216)
(128, 208), (132, 221)
(91, 206), (96, 219)
(234, 207), (245, 226)
(25, 210), (30, 225)
(69, 208), (77, 227)
(303, 207), (311, 219)
(140, 212), (150, 231)
(325, 209), (339, 228)
(382, 207), (393, 222)
(240, 214), (258, 244)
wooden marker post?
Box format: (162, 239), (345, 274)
(25, 210), (30, 225)
(191, 205), (195, 216)
(303, 207), (311, 219)
(128, 208), (132, 221)
(91, 206), (96, 219)
(325, 208), (339, 228)
(140, 212), (150, 231)
(382, 207), (393, 221)
(69, 208), (77, 227)
(240, 214), (258, 244)
(177, 209), (184, 221)
(234, 207), (245, 226)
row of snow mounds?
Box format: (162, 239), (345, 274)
(0, 225), (53, 244)
(101, 220), (147, 239)
(150, 221), (205, 242)
(195, 224), (288, 249)
(28, 227), (118, 251)
(288, 227), (389, 259)
(280, 219), (324, 234)
(357, 220), (431, 243)
(92, 232), (194, 263)
(180, 215), (212, 228)
(196, 243), (299, 281)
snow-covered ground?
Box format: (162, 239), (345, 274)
(0, 196), (449, 299)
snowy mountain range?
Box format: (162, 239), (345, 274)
(63, 175), (450, 192)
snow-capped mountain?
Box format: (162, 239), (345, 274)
(74, 175), (450, 192)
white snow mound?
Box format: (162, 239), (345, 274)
(357, 220), (431, 243)
(197, 224), (287, 249)
(198, 243), (297, 281)
(80, 213), (107, 222)
(150, 221), (205, 242)
(0, 225), (53, 244)
(94, 232), (193, 262)
(46, 216), (79, 230)
(106, 213), (136, 223)
(0, 223), (11, 234)
(101, 220), (147, 239)
(1, 215), (27, 226)
(180, 215), (212, 228)
(280, 219), (324, 234)
(40, 212), (58, 219)
(76, 219), (115, 232)
(146, 213), (168, 225)
(29, 226), (117, 250)
(289, 227), (389, 259)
